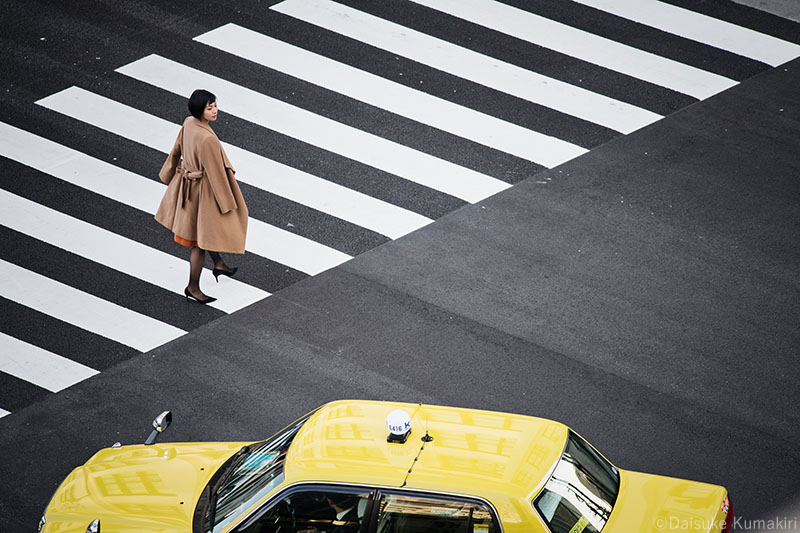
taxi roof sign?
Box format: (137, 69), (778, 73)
(386, 409), (412, 443)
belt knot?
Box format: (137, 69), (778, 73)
(177, 166), (203, 207)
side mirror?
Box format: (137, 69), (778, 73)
(144, 411), (172, 445)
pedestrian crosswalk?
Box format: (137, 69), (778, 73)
(408, 0), (739, 99)
(194, 23), (589, 166)
(273, 0), (663, 134)
(2, 0), (799, 418)
(115, 55), (510, 201)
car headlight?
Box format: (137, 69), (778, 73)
(37, 515), (46, 532)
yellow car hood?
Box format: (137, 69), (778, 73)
(606, 469), (728, 532)
(42, 441), (248, 533)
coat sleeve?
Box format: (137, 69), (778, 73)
(200, 136), (238, 214)
(158, 127), (183, 184)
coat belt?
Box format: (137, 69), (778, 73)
(177, 166), (204, 208)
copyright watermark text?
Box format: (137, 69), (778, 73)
(653, 515), (798, 531)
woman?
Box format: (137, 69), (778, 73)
(155, 89), (248, 304)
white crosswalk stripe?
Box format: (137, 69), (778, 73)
(408, 0), (737, 100)
(194, 23), (588, 167)
(2, 0), (796, 414)
(0, 333), (99, 393)
(0, 258), (186, 352)
(270, 0), (663, 134)
(571, 0), (800, 67)
(117, 55), (510, 202)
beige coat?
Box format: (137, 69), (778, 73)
(155, 117), (248, 253)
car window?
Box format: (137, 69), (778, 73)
(375, 493), (497, 533)
(213, 414), (312, 532)
(238, 487), (372, 533)
(532, 431), (619, 533)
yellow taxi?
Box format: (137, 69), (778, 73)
(39, 400), (733, 532)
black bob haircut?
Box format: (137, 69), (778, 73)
(188, 89), (216, 119)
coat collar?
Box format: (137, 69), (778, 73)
(185, 116), (217, 137)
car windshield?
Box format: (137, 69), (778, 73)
(212, 414), (312, 532)
(533, 431), (619, 533)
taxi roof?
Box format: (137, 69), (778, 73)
(283, 400), (568, 504)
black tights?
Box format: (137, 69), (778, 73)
(186, 248), (230, 298)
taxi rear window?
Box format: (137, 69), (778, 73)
(532, 431), (619, 533)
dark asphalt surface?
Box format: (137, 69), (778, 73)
(1, 0), (799, 529)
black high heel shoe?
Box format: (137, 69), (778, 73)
(212, 266), (238, 282)
(184, 287), (217, 304)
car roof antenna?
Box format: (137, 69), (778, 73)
(401, 416), (433, 487)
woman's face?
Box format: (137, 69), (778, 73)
(202, 101), (218, 122)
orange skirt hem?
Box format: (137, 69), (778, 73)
(174, 234), (198, 248)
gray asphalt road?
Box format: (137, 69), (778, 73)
(1, 0), (799, 529)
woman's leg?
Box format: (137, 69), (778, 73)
(186, 246), (208, 297)
(209, 251), (230, 271)
(209, 251), (238, 279)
